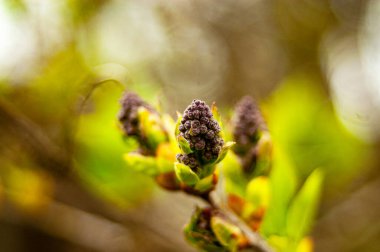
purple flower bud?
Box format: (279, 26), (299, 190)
(195, 140), (206, 150)
(179, 125), (186, 132)
(191, 127), (201, 136)
(200, 125), (208, 134)
(118, 92), (160, 153)
(233, 96), (266, 156)
(212, 146), (221, 155)
(193, 110), (200, 119)
(191, 120), (200, 128)
(178, 99), (224, 163)
(205, 130), (215, 139)
(200, 117), (209, 124)
(184, 121), (192, 130)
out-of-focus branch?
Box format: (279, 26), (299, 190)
(0, 200), (134, 252)
(0, 95), (194, 251)
(0, 98), (69, 176)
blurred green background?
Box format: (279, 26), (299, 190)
(0, 0), (379, 251)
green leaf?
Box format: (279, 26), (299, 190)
(245, 176), (270, 213)
(222, 152), (247, 198)
(174, 162), (199, 186)
(253, 132), (273, 177)
(162, 113), (178, 146)
(211, 103), (225, 138)
(123, 153), (159, 176)
(184, 207), (228, 252)
(211, 216), (241, 252)
(177, 134), (193, 154)
(137, 107), (167, 150)
(260, 147), (298, 237)
(215, 141), (235, 165)
(174, 112), (182, 138)
(194, 174), (215, 193)
(201, 141), (235, 179)
(286, 169), (323, 243)
(157, 157), (175, 174)
(267, 235), (289, 252)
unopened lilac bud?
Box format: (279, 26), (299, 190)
(191, 127), (200, 136)
(178, 99), (224, 164)
(233, 96), (266, 156)
(195, 140), (206, 150)
(191, 120), (200, 128)
(193, 110), (200, 119)
(200, 125), (208, 134)
(182, 155), (190, 165)
(118, 92), (155, 143)
(206, 130), (215, 140)
(179, 125), (186, 132)
(212, 146), (221, 155)
(185, 121), (191, 129)
(188, 111), (194, 119)
(200, 117), (209, 125)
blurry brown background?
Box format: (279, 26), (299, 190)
(0, 0), (379, 251)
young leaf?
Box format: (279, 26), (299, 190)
(174, 112), (182, 138)
(244, 176), (270, 215)
(211, 216), (242, 252)
(215, 141), (236, 165)
(222, 152), (247, 198)
(201, 142), (235, 179)
(267, 235), (289, 252)
(157, 158), (175, 174)
(260, 147), (298, 237)
(211, 102), (225, 138)
(296, 237), (313, 252)
(286, 169), (323, 243)
(184, 208), (228, 252)
(162, 114), (179, 147)
(177, 135), (193, 154)
(137, 107), (167, 150)
(174, 162), (199, 186)
(253, 132), (273, 177)
(123, 153), (159, 176)
(194, 174), (216, 193)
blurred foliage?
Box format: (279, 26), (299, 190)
(4, 0), (26, 14)
(4, 165), (53, 213)
(263, 75), (371, 192)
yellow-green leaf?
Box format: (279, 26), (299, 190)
(177, 134), (193, 154)
(123, 153), (159, 176)
(211, 216), (241, 252)
(174, 162), (199, 186)
(286, 169), (323, 242)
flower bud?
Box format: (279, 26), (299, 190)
(118, 92), (153, 136)
(232, 96), (270, 175)
(233, 96), (265, 155)
(118, 92), (167, 153)
(177, 100), (224, 168)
